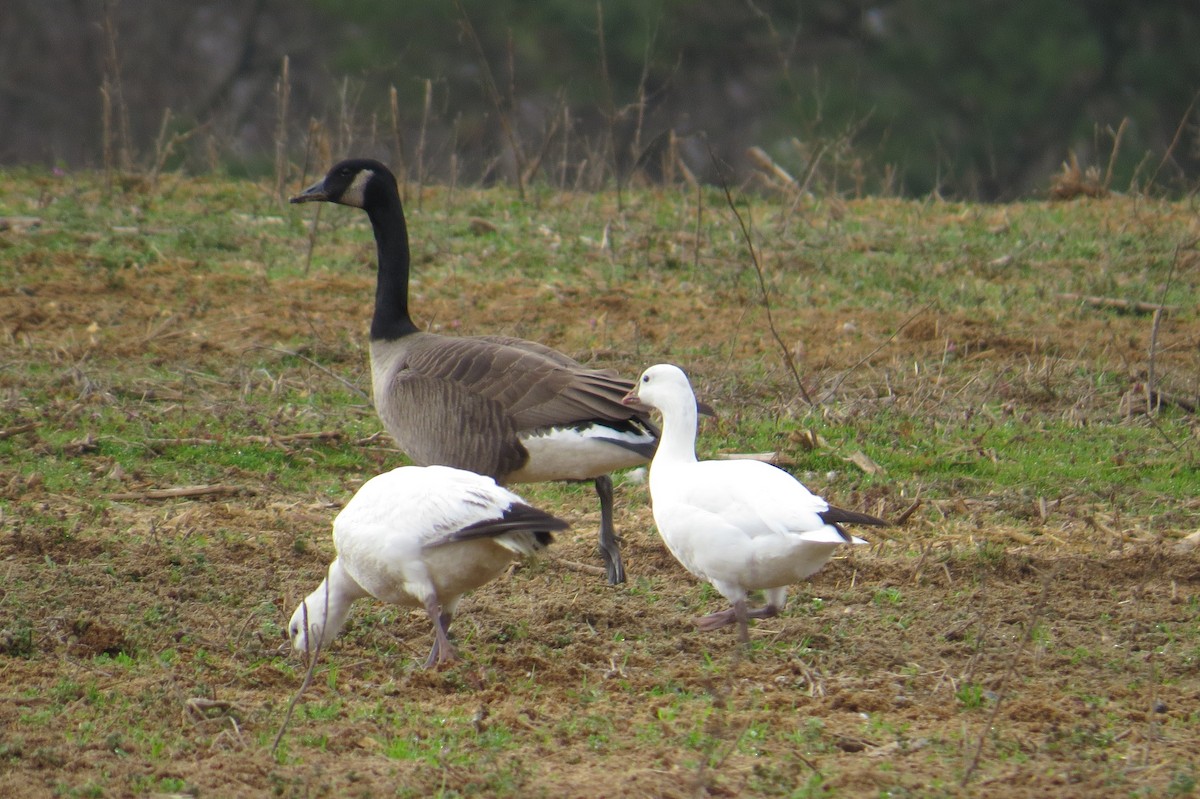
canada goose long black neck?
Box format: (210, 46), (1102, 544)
(363, 176), (419, 342)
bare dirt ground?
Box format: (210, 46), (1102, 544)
(1, 185), (1198, 798)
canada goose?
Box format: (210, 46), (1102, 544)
(291, 158), (669, 584)
(623, 364), (889, 645)
(288, 465), (567, 668)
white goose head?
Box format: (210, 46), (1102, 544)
(627, 363), (695, 413)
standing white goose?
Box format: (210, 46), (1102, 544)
(288, 465), (567, 668)
(623, 364), (888, 644)
(290, 158), (661, 584)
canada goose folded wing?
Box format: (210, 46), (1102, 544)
(383, 372), (529, 476)
(398, 336), (648, 430)
(474, 334), (593, 370)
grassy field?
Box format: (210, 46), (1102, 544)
(1, 167), (1198, 797)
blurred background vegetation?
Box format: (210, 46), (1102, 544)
(2, 0), (1197, 198)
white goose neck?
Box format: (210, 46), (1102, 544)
(305, 559), (366, 649)
(654, 393), (699, 465)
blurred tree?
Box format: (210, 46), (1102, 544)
(1, 0), (1195, 197)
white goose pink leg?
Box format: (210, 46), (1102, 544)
(422, 596), (457, 668)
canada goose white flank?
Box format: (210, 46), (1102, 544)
(291, 158), (676, 584)
(624, 363), (889, 644)
(288, 465), (567, 668)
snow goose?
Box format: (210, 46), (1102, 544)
(623, 364), (888, 644)
(288, 465), (567, 668)
(291, 159), (659, 585)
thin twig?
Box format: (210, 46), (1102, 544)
(1146, 90), (1199, 194)
(142, 431), (344, 449)
(389, 85), (408, 202)
(1145, 239), (1190, 414)
(415, 79), (432, 207)
(818, 301), (936, 405)
(272, 589), (325, 756)
(100, 0), (132, 172)
(596, 1), (620, 206)
(244, 345), (369, 400)
(709, 142), (813, 405)
(1146, 306), (1164, 414)
(960, 570), (1052, 786)
(453, 0), (526, 199)
(273, 55), (291, 207)
(301, 202), (323, 276)
(1139, 238), (1199, 456)
(1102, 117), (1128, 191)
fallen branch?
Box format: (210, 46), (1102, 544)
(553, 557), (606, 577)
(1058, 293), (1176, 315)
(185, 697), (243, 722)
(893, 499), (923, 526)
(108, 484), (247, 501)
(145, 431), (346, 448)
(0, 216), (43, 232)
(844, 450), (885, 475)
(715, 451), (784, 464)
(1141, 386), (1197, 415)
(1122, 382), (1198, 419)
(244, 431), (345, 446)
(746, 146), (797, 190)
(0, 422), (37, 440)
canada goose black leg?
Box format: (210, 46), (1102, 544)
(594, 474), (626, 585)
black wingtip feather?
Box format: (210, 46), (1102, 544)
(442, 503), (569, 545)
(819, 506), (891, 529)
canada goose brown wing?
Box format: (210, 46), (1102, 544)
(383, 370), (530, 477)
(473, 335), (589, 370)
(400, 335), (647, 432)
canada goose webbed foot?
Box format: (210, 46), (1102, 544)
(599, 535), (625, 585)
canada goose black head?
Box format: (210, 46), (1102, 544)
(290, 158), (396, 209)
(291, 158), (415, 341)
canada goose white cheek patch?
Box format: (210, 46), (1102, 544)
(344, 169), (374, 206)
